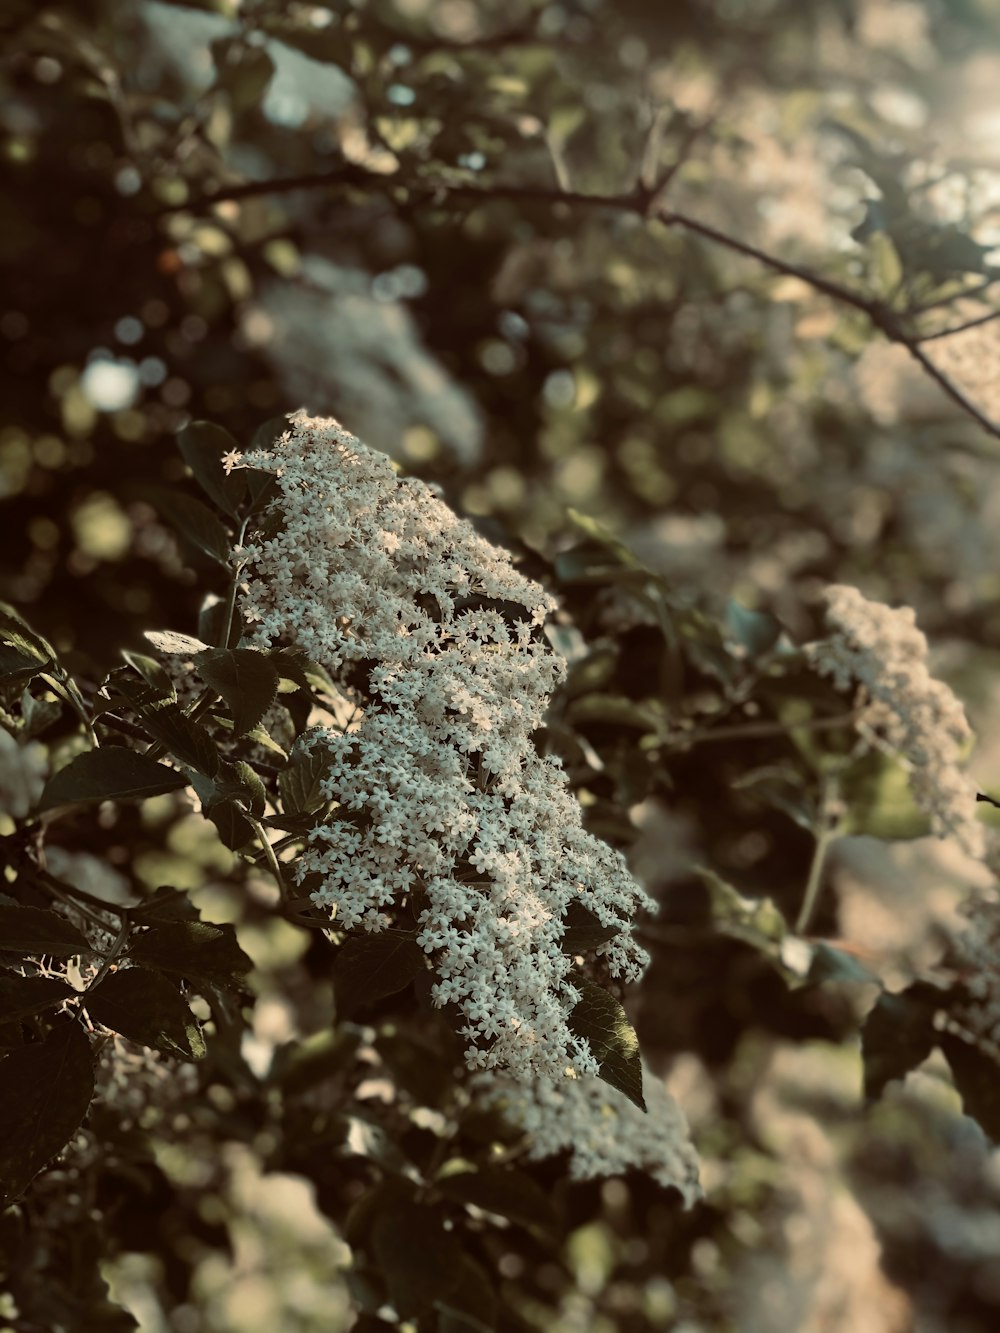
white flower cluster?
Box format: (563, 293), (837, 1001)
(234, 412), (654, 1081)
(478, 1066), (701, 1204)
(0, 725), (47, 819)
(948, 893), (1000, 1052)
(809, 585), (984, 859)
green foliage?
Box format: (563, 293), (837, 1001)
(85, 969), (206, 1061)
(0, 1022), (94, 1207)
(568, 974), (645, 1111)
(39, 747), (189, 809)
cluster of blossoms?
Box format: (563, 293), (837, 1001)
(477, 1065), (701, 1203)
(809, 585), (984, 859)
(947, 894), (1000, 1053)
(233, 412), (655, 1083)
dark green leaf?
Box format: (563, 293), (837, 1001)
(120, 650), (175, 699)
(940, 1030), (1000, 1140)
(143, 704), (219, 778)
(194, 648), (279, 736)
(0, 971), (75, 1023)
(334, 932), (426, 1017)
(371, 1202), (462, 1319)
(560, 900), (620, 954)
(279, 744), (336, 815)
(567, 973), (645, 1111)
(177, 420), (246, 518)
(130, 886), (200, 924)
(437, 1165), (558, 1233)
(437, 1256), (497, 1333)
(19, 689), (62, 739)
(198, 594), (243, 650)
(207, 797), (257, 851)
(0, 601), (56, 670)
(86, 968), (206, 1060)
(807, 941), (879, 986)
(0, 906), (90, 957)
(861, 982), (941, 1100)
(128, 920), (253, 991)
(0, 1020), (94, 1207)
(39, 747), (187, 810)
(147, 489), (233, 567)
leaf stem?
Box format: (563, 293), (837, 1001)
(85, 919), (131, 993)
(795, 780), (843, 934)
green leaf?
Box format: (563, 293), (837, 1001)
(567, 974), (645, 1111)
(436, 1256), (498, 1333)
(0, 602), (56, 674)
(436, 1165), (558, 1233)
(940, 1030), (1000, 1140)
(700, 868), (788, 956)
(334, 933), (426, 1017)
(147, 488), (233, 567)
(861, 982), (942, 1100)
(130, 886), (201, 924)
(128, 920), (253, 991)
(0, 1020), (94, 1207)
(279, 743), (337, 815)
(370, 1201), (463, 1319)
(39, 747), (187, 810)
(0, 971), (75, 1022)
(0, 906), (90, 957)
(207, 798), (257, 851)
(177, 420), (246, 518)
(141, 703), (220, 778)
(86, 968), (206, 1060)
(145, 629), (212, 656)
(120, 650), (175, 699)
(19, 689), (62, 739)
(194, 648), (279, 736)
(560, 900), (620, 954)
(724, 600), (783, 658)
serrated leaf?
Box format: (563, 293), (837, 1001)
(194, 648), (278, 736)
(147, 489), (233, 567)
(133, 700), (220, 778)
(130, 886), (200, 924)
(177, 420), (246, 518)
(127, 920), (253, 991)
(334, 933), (426, 1017)
(861, 982), (942, 1100)
(121, 650), (175, 699)
(437, 1165), (558, 1233)
(0, 906), (91, 957)
(371, 1202), (463, 1319)
(560, 900), (620, 954)
(279, 745), (336, 815)
(567, 974), (645, 1111)
(145, 629), (212, 656)
(86, 968), (206, 1060)
(0, 971), (75, 1022)
(0, 1020), (94, 1207)
(39, 747), (187, 810)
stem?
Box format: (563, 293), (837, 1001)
(85, 919), (131, 993)
(37, 868), (129, 922)
(247, 815), (288, 899)
(663, 709), (860, 752)
(795, 781), (843, 934)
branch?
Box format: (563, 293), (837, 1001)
(164, 166), (1000, 444)
(915, 307), (1000, 342)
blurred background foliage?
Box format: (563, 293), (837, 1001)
(8, 0), (1000, 1329)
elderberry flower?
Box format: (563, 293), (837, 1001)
(477, 1066), (701, 1204)
(236, 412), (655, 1083)
(809, 585), (984, 859)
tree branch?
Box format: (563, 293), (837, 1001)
(165, 166), (1000, 443)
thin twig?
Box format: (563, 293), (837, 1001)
(915, 307), (1000, 343)
(662, 709), (861, 752)
(160, 166), (1000, 443)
